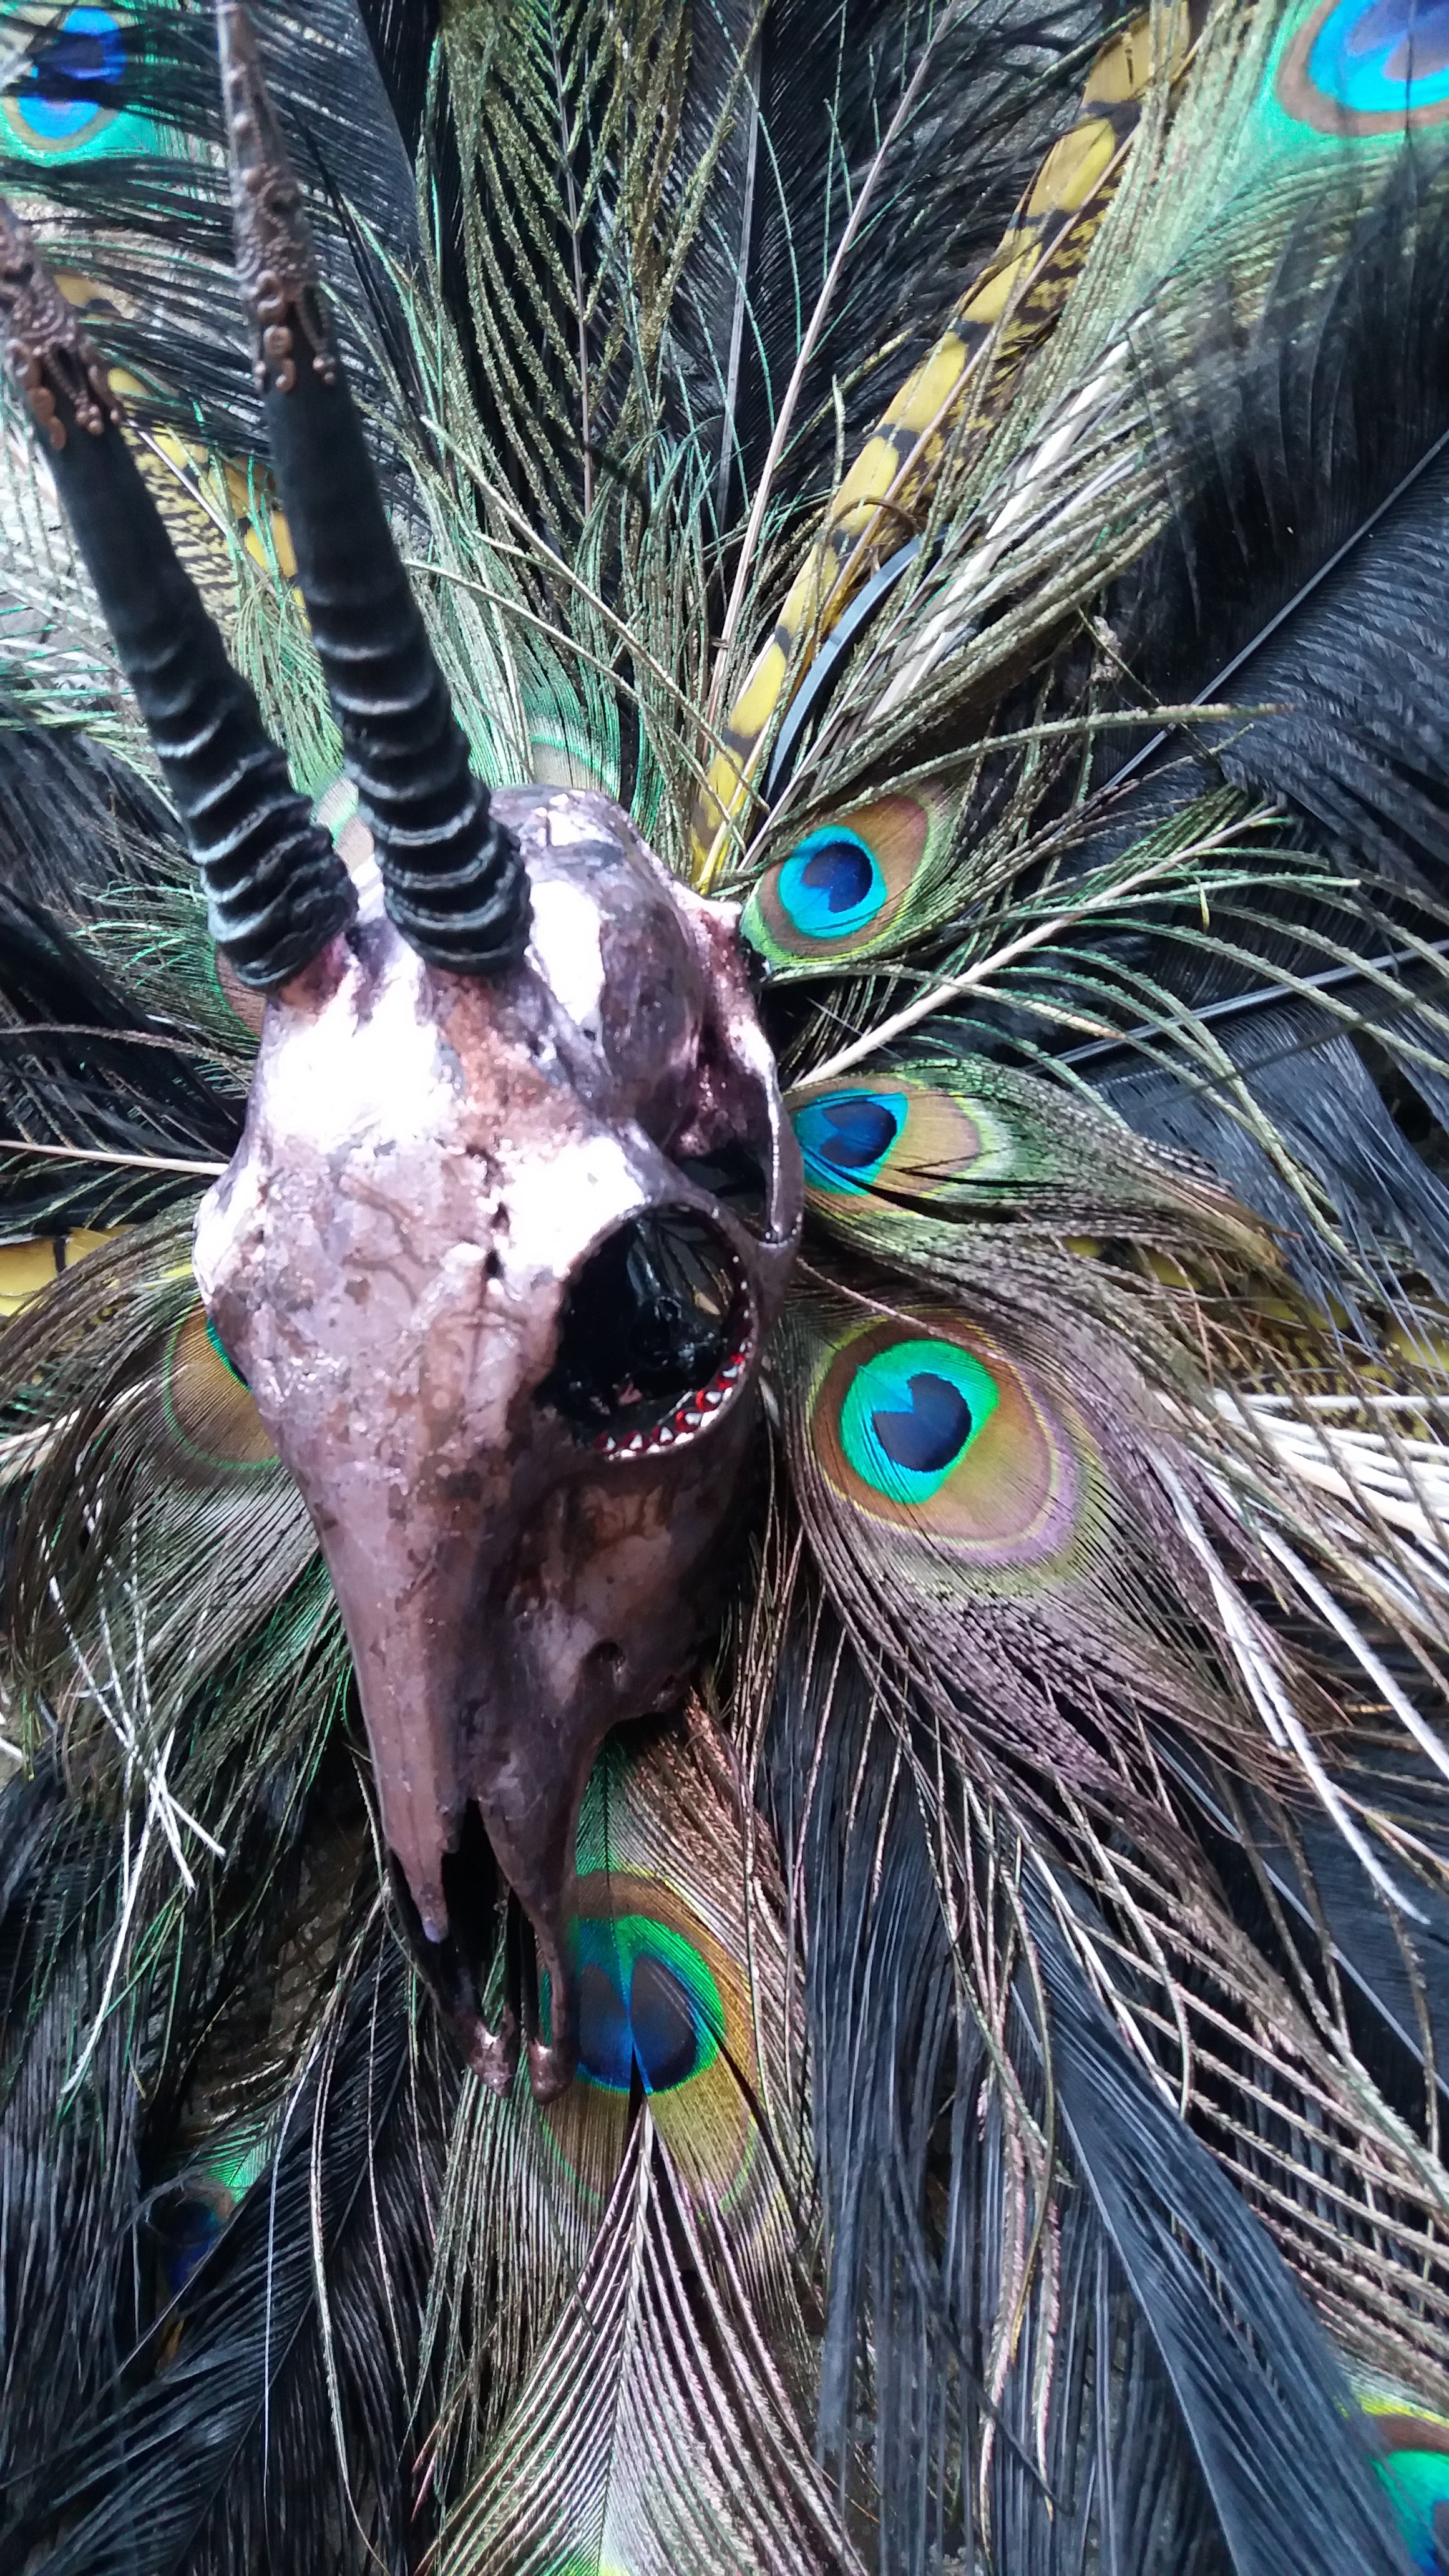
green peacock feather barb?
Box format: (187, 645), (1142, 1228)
(7, 0), (1449, 2569)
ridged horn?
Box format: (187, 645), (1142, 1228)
(216, 0), (530, 976)
(0, 198), (356, 991)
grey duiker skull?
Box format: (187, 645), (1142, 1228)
(195, 791), (799, 2095)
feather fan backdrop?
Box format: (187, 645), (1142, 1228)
(5, 1), (1449, 2572)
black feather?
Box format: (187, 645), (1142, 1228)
(1025, 1885), (1412, 2576)
(0, 1760), (137, 2545)
(0, 881), (243, 1236)
(761, 1599), (1410, 2576)
(1111, 150), (1449, 885)
(9, 1911), (456, 2576)
(1096, 1005), (1449, 1302)
(669, 0), (1100, 530)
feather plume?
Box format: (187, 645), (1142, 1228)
(6, 2), (1449, 2570)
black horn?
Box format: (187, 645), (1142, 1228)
(0, 200), (356, 990)
(216, 0), (530, 975)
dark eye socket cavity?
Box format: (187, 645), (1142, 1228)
(537, 1207), (753, 1453)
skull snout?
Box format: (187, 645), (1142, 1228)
(364, 1414), (761, 2098)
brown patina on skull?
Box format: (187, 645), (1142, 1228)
(195, 789), (800, 2098)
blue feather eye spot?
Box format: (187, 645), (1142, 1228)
(841, 1338), (998, 1504)
(156, 2187), (230, 2301)
(743, 794), (932, 964)
(4, 6), (125, 155)
(564, 1913), (723, 2097)
(1360, 2407), (1449, 2574)
(814, 1314), (1093, 1569)
(794, 1089), (907, 1193)
(777, 829), (887, 940)
(1279, 0), (1449, 132)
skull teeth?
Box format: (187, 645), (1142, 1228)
(590, 1344), (754, 1458)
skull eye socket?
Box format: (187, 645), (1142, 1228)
(538, 1207), (753, 1454)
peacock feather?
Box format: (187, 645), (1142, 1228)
(4, 1), (1449, 2570)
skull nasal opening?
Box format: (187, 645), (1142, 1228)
(536, 1207), (755, 1457)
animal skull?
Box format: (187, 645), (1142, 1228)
(195, 789), (799, 2097)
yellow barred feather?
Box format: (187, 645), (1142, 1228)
(692, 1), (1204, 883)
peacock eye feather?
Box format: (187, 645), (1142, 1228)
(1378, 2449), (1449, 2576)
(794, 1088), (907, 1191)
(743, 793), (945, 966)
(539, 1863), (761, 2215)
(1358, 2402), (1449, 2574)
(811, 1314), (1095, 1574)
(154, 2125), (274, 2304)
(159, 1304), (277, 1479)
(1, 4), (142, 163)
(792, 1076), (1012, 1203)
(1278, 0), (1449, 133)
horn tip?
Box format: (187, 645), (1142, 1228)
(214, 0), (337, 398)
(0, 197), (122, 451)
